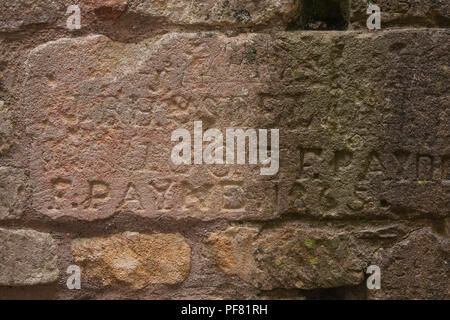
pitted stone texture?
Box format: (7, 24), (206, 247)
(350, 0), (450, 29)
(0, 228), (59, 286)
(367, 228), (449, 299)
(128, 0), (299, 28)
(275, 30), (450, 219)
(72, 232), (191, 289)
(24, 30), (449, 221)
(0, 0), (69, 32)
(205, 225), (365, 290)
(0, 167), (27, 220)
(0, 101), (14, 156)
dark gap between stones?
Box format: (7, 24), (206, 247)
(289, 0), (349, 30)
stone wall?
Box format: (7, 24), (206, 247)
(0, 0), (448, 299)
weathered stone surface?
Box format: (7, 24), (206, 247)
(0, 0), (299, 32)
(23, 30), (449, 221)
(72, 232), (191, 288)
(0, 101), (14, 156)
(276, 29), (450, 219)
(0, 228), (59, 286)
(128, 0), (299, 28)
(0, 0), (69, 32)
(0, 167), (27, 220)
(24, 34), (279, 221)
(367, 228), (449, 299)
(205, 225), (365, 290)
(350, 0), (450, 29)
(0, 0), (448, 302)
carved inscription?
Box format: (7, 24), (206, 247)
(24, 33), (448, 222)
(286, 148), (449, 217)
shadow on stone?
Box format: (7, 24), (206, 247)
(289, 0), (349, 30)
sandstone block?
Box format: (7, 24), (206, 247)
(367, 228), (449, 299)
(23, 30), (449, 221)
(0, 228), (59, 286)
(0, 0), (69, 32)
(205, 225), (365, 290)
(128, 0), (299, 28)
(72, 232), (191, 288)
